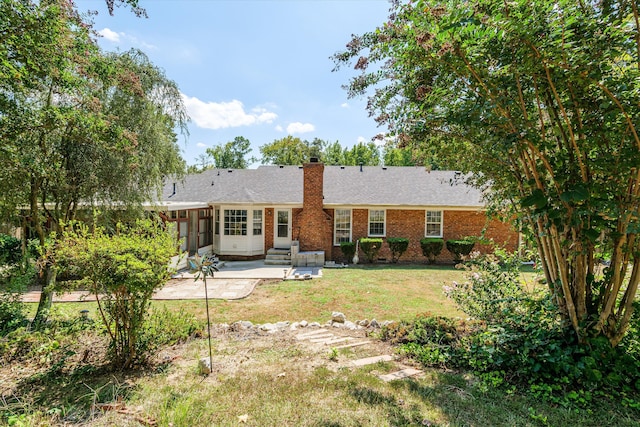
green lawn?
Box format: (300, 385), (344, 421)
(27, 264), (538, 325)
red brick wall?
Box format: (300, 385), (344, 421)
(298, 162), (333, 253)
(328, 208), (518, 264)
(264, 208), (274, 251)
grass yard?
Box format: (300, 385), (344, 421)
(28, 264), (538, 324)
(12, 264), (638, 426)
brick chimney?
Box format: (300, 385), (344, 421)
(297, 158), (332, 253)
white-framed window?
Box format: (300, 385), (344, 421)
(334, 209), (352, 245)
(425, 210), (443, 237)
(214, 209), (219, 235)
(368, 209), (386, 237)
(253, 210), (263, 236)
(224, 209), (247, 236)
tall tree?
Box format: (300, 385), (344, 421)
(206, 136), (254, 169)
(259, 136), (311, 165)
(322, 141), (346, 165)
(334, 0), (640, 346)
(0, 0), (187, 324)
(343, 142), (381, 166)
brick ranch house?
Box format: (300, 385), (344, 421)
(156, 160), (519, 267)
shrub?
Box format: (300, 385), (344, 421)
(387, 238), (409, 263)
(445, 238), (475, 263)
(339, 241), (356, 263)
(0, 264), (35, 336)
(53, 219), (178, 369)
(0, 234), (21, 265)
(139, 306), (205, 355)
(359, 238), (383, 263)
(392, 252), (640, 407)
(420, 238), (444, 264)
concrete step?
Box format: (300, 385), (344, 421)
(351, 355), (394, 367)
(267, 248), (291, 256)
(378, 368), (423, 382)
(264, 259), (291, 265)
(265, 254), (291, 261)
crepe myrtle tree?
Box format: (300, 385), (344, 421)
(333, 0), (640, 346)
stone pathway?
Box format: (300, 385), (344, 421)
(295, 327), (424, 382)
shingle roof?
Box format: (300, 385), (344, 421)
(161, 165), (485, 208)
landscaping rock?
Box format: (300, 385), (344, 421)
(343, 321), (358, 330)
(357, 319), (370, 327)
(309, 322), (322, 328)
(299, 320), (308, 327)
(260, 323), (278, 333)
(331, 311), (346, 323)
(369, 319), (380, 328)
(198, 357), (212, 375)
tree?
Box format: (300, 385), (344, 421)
(323, 141), (346, 165)
(259, 136), (313, 165)
(343, 142), (381, 166)
(206, 136), (254, 169)
(334, 0), (640, 346)
(0, 0), (187, 325)
(52, 219), (178, 369)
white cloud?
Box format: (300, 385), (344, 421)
(97, 28), (157, 50)
(287, 122), (315, 134)
(196, 142), (208, 148)
(357, 136), (367, 144)
(341, 102), (350, 108)
(275, 125), (284, 132)
(98, 28), (121, 42)
(181, 94), (278, 130)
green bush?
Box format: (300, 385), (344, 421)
(384, 252), (640, 407)
(387, 238), (409, 263)
(339, 241), (356, 263)
(0, 234), (21, 265)
(359, 238), (383, 263)
(142, 306), (205, 348)
(420, 238), (444, 264)
(53, 219), (178, 369)
(0, 264), (35, 336)
(445, 238), (475, 263)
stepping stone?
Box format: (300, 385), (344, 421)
(296, 329), (330, 340)
(334, 340), (371, 349)
(378, 368), (423, 382)
(309, 335), (337, 343)
(323, 337), (352, 345)
(351, 355), (394, 367)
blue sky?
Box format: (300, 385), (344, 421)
(75, 0), (392, 167)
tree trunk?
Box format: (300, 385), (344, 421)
(32, 265), (56, 328)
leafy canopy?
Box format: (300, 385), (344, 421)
(334, 0), (640, 346)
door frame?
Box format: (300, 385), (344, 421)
(273, 208), (292, 249)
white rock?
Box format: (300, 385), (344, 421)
(344, 321), (357, 330)
(331, 312), (346, 323)
(198, 357), (212, 375)
(299, 320), (308, 327)
(309, 322), (322, 328)
(260, 323), (277, 332)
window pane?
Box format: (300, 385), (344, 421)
(334, 209), (351, 245)
(224, 209), (247, 236)
(277, 211), (288, 238)
(425, 210), (442, 237)
(368, 210), (385, 236)
(253, 210), (262, 236)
